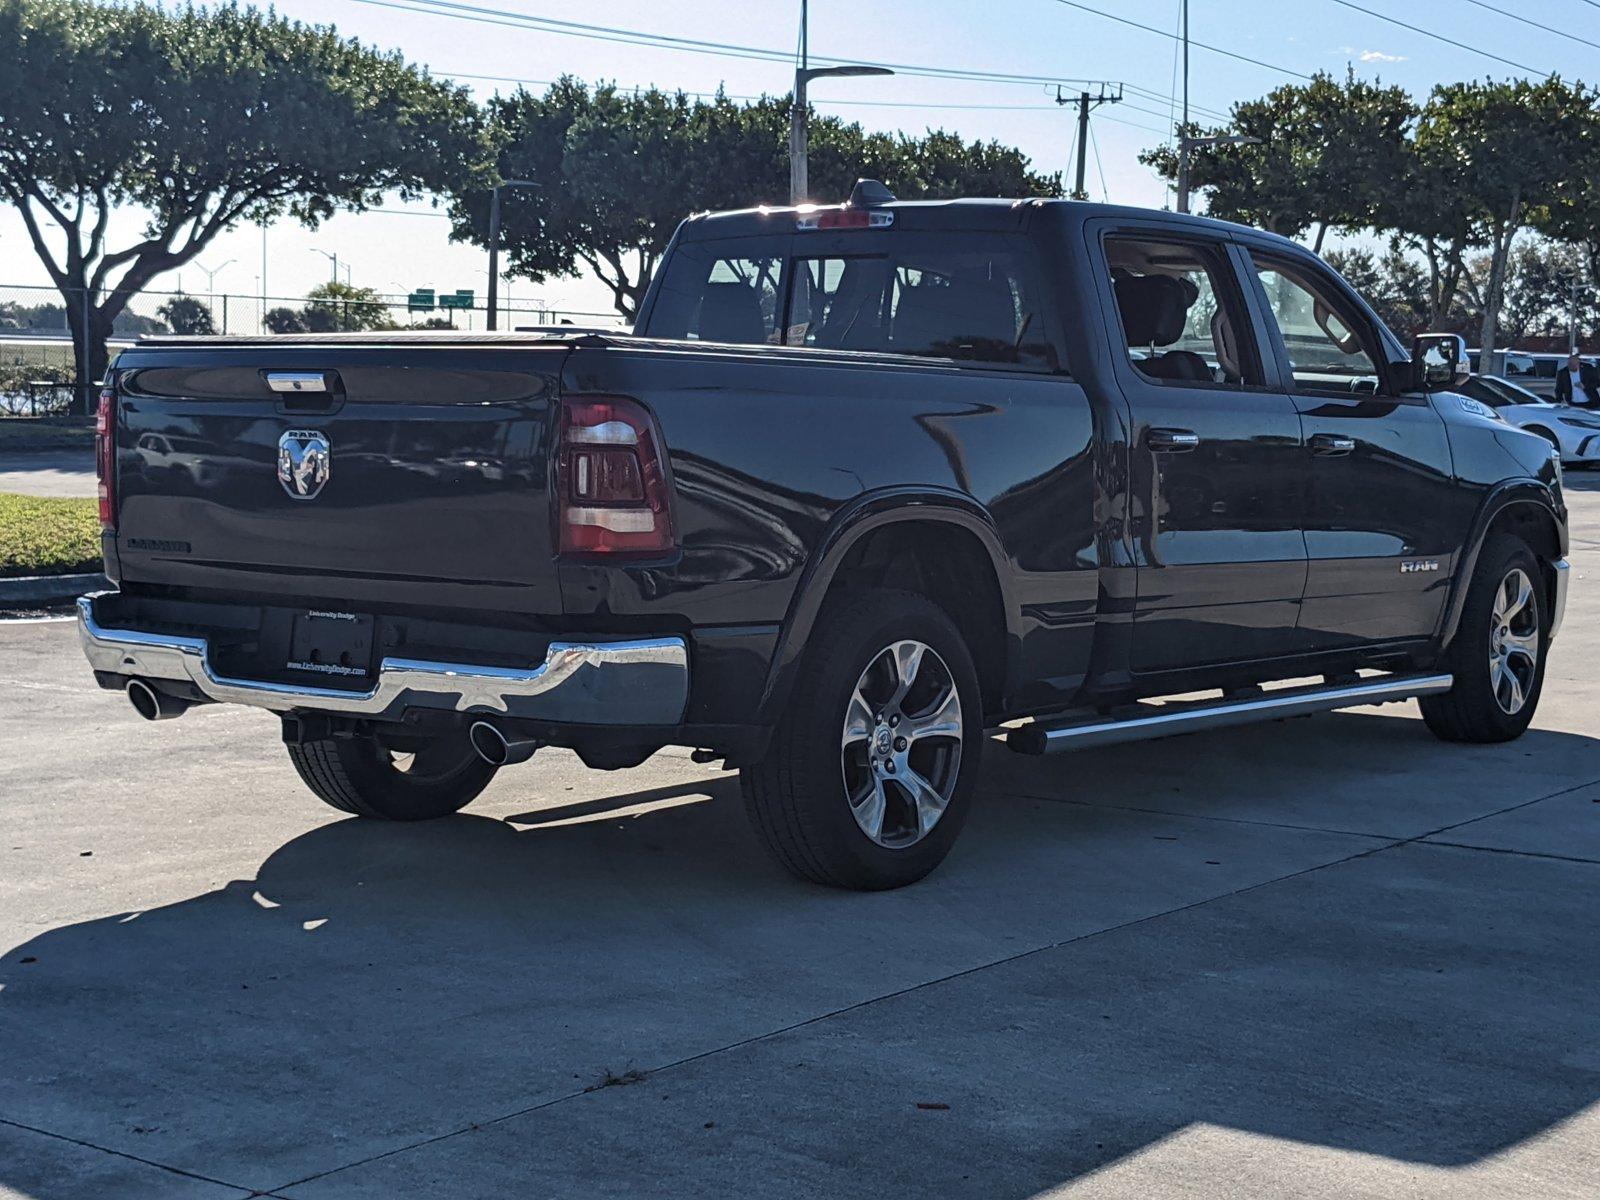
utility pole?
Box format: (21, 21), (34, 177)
(789, 0), (893, 204)
(1056, 85), (1123, 200)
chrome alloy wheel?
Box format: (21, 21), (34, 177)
(1489, 567), (1540, 715)
(840, 639), (963, 849)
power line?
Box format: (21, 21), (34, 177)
(430, 68), (1170, 132)
(352, 0), (1233, 123)
(1323, 0), (1544, 74)
(1044, 0), (1314, 81)
(1458, 0), (1600, 53)
(1089, 120), (1111, 201)
(352, 0), (1107, 88)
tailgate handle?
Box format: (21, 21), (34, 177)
(265, 371), (331, 394)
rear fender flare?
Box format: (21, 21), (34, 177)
(755, 488), (1020, 725)
(1437, 479), (1566, 650)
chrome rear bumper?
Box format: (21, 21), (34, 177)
(77, 593), (688, 726)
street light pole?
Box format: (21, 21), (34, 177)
(1176, 134), (1261, 214)
(788, 1), (893, 205)
(311, 248), (339, 283)
(1177, 0), (1191, 212)
(487, 179), (539, 331)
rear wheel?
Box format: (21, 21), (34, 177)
(741, 589), (981, 890)
(1420, 534), (1547, 743)
(287, 729), (496, 819)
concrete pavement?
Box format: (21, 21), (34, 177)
(1, 477), (1598, 1199)
(0, 451), (96, 499)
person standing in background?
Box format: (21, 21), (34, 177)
(1555, 351), (1600, 406)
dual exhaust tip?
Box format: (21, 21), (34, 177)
(468, 720), (538, 767)
(127, 680), (536, 769)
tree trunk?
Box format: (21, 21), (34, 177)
(59, 274), (130, 414)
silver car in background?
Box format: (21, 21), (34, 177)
(1459, 374), (1600, 467)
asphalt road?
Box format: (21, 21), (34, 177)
(0, 452), (96, 499)
(3, 477), (1599, 1199)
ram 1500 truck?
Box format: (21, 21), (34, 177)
(79, 182), (1570, 890)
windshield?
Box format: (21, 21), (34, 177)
(1480, 377), (1544, 406)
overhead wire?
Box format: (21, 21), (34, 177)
(1458, 0), (1600, 54)
(1044, 0), (1314, 81)
(1322, 0), (1544, 74)
(346, 0), (1231, 123)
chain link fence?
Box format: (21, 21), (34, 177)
(1, 282), (628, 416)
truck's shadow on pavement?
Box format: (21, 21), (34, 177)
(2, 713), (1598, 1197)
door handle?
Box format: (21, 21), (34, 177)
(265, 371), (329, 394)
(1147, 427), (1200, 453)
(1309, 433), (1356, 457)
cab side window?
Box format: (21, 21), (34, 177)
(1251, 257), (1384, 395)
(1104, 237), (1263, 387)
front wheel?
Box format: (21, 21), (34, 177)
(287, 729), (497, 819)
(741, 589), (982, 890)
(1420, 534), (1547, 743)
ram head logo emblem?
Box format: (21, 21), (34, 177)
(277, 430), (331, 500)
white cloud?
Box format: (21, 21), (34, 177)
(1359, 49), (1407, 63)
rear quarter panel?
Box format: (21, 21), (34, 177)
(557, 342), (1099, 701)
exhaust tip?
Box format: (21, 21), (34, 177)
(469, 720), (536, 767)
(127, 678), (187, 721)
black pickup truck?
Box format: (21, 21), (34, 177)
(80, 182), (1570, 890)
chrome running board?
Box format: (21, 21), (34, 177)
(1005, 672), (1454, 756)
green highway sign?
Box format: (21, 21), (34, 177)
(407, 288), (436, 312)
(439, 289), (475, 310)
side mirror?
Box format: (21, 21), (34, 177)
(1412, 333), (1470, 390)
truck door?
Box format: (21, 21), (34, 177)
(1241, 248), (1458, 649)
(1095, 230), (1307, 674)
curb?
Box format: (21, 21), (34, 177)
(0, 572), (106, 606)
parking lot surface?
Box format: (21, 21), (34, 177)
(2, 476), (1598, 1199)
(0, 452), (96, 499)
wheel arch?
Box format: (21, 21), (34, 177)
(1438, 480), (1567, 651)
(756, 489), (1019, 725)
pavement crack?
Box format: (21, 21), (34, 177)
(0, 1116), (257, 1195)
(1417, 839), (1600, 867)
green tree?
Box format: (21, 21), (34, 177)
(263, 307), (308, 335)
(1324, 245), (1431, 339)
(1140, 70), (1415, 250)
(1459, 238), (1599, 348)
(1410, 77), (1595, 363)
(301, 282), (393, 332)
(452, 79), (1060, 320)
(0, 0), (484, 407)
(154, 295), (215, 336)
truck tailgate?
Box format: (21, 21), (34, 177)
(112, 348), (567, 614)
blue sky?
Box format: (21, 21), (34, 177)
(2, 0), (1595, 318)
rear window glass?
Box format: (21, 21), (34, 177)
(642, 230), (1060, 371)
(643, 236), (786, 345)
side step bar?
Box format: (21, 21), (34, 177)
(1005, 672), (1454, 756)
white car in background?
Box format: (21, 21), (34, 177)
(1458, 374), (1600, 467)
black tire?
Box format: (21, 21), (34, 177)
(287, 729), (496, 820)
(741, 589), (982, 890)
(1420, 534), (1548, 743)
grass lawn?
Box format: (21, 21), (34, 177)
(0, 493), (102, 578)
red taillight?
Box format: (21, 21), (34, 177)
(95, 385), (117, 529)
(555, 396), (675, 557)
